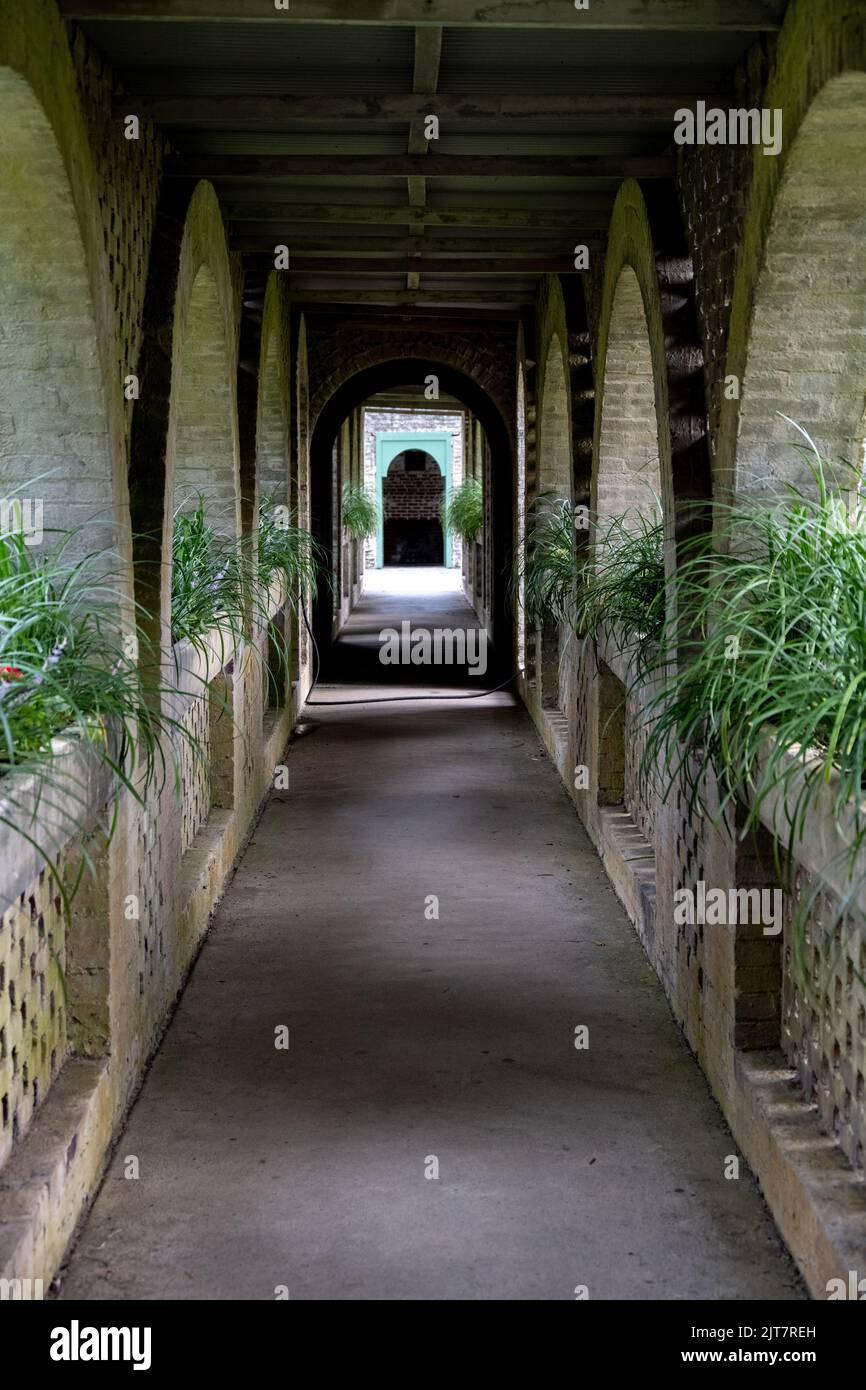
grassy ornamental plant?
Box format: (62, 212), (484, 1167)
(170, 498), (248, 650)
(443, 477), (483, 543)
(171, 494), (326, 705)
(257, 497), (326, 600)
(340, 485), (379, 541)
(514, 492), (581, 627)
(0, 523), (186, 889)
(0, 493), (326, 895)
(0, 528), (165, 781)
(257, 498), (328, 702)
(640, 427), (866, 950)
(574, 509), (665, 675)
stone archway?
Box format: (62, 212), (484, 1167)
(310, 358), (514, 673)
(0, 68), (117, 566)
(596, 266), (662, 527)
(257, 276), (290, 511)
(732, 73), (866, 498)
(516, 362), (527, 675)
(173, 264), (239, 537)
(536, 331), (572, 712)
(714, 0), (866, 508)
(583, 180), (709, 986)
(591, 179), (709, 570)
(594, 262), (664, 878)
(0, 52), (121, 1173)
(718, 61), (866, 1147)
(381, 448), (446, 567)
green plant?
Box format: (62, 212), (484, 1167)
(513, 492), (581, 627)
(258, 498), (326, 600)
(641, 425), (866, 951)
(574, 508), (665, 675)
(0, 524), (183, 887)
(256, 498), (327, 704)
(444, 477), (483, 542)
(340, 485), (379, 541)
(170, 498), (248, 649)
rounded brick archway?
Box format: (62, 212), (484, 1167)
(713, 0), (866, 505)
(127, 179), (241, 648)
(592, 179), (709, 566)
(0, 67), (117, 567)
(595, 265), (662, 528)
(310, 358), (514, 669)
(731, 72), (866, 499)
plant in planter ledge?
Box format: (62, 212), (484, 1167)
(444, 477), (483, 543)
(513, 492), (582, 629)
(257, 497), (327, 699)
(170, 498), (249, 653)
(172, 494), (326, 710)
(573, 507), (666, 680)
(258, 496), (326, 601)
(641, 424), (866, 973)
(340, 485), (379, 542)
(0, 523), (179, 887)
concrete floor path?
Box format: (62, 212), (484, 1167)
(58, 576), (803, 1300)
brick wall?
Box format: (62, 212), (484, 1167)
(523, 0), (866, 1297)
(363, 408), (464, 568)
(383, 468), (445, 522)
(0, 1), (308, 1289)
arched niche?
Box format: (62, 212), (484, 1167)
(375, 433), (451, 568)
(0, 68), (116, 567)
(596, 265), (662, 527)
(381, 447), (446, 568)
(537, 336), (572, 500)
(310, 358), (513, 673)
(536, 333), (572, 710)
(516, 361), (527, 675)
(173, 264), (239, 538)
(734, 73), (866, 498)
(257, 278), (290, 510)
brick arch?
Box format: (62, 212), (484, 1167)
(291, 314), (311, 677)
(714, 0), (866, 505)
(730, 72), (866, 498)
(128, 179), (241, 649)
(533, 278), (574, 711)
(0, 14), (125, 571)
(294, 314), (310, 523)
(516, 357), (528, 674)
(538, 335), (572, 502)
(595, 265), (661, 529)
(256, 275), (290, 511)
(310, 357), (514, 664)
(308, 327), (515, 447)
(535, 275), (573, 502)
(173, 263), (238, 537)
(593, 179), (710, 566)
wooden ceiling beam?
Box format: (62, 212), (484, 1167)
(239, 256), (578, 273)
(227, 203), (611, 229)
(289, 288), (536, 305)
(235, 235), (598, 254)
(166, 152), (673, 179)
(59, 1), (786, 32)
(114, 92), (728, 124)
(407, 27), (442, 288)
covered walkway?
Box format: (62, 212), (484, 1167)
(57, 579), (800, 1301)
(2, 0), (865, 1315)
